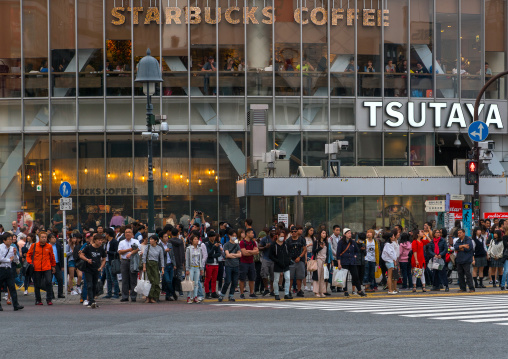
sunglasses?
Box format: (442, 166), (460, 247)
(291, 230), (297, 233)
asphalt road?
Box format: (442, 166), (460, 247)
(1, 290), (506, 359)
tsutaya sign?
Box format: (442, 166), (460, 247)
(363, 101), (505, 130)
(111, 6), (390, 26)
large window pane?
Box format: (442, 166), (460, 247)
(161, 1), (188, 96)
(275, 0), (300, 96)
(358, 132), (381, 166)
(344, 197), (364, 232)
(302, 132), (328, 166)
(384, 132), (408, 166)
(384, 0), (408, 98)
(24, 99), (49, 131)
(24, 0), (48, 98)
(436, 0), (459, 98)
(51, 0), (76, 97)
(78, 0), (104, 97)
(0, 100), (22, 131)
(0, 135), (22, 226)
(410, 132), (435, 166)
(51, 135), (77, 229)
(302, 98), (327, 130)
(105, 0), (132, 96)
(330, 1), (354, 96)
(359, 0), (381, 97)
(0, 0), (21, 98)
(79, 98), (104, 130)
(24, 135), (49, 229)
(410, 0), (433, 98)
(78, 134), (105, 229)
(485, 0), (506, 99)
(51, 99), (76, 131)
(461, 0), (482, 98)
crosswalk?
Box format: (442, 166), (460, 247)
(215, 294), (508, 326)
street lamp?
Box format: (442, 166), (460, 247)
(135, 48), (163, 234)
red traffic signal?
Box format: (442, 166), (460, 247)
(467, 160), (478, 174)
(465, 160), (479, 185)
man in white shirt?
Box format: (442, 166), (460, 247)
(0, 233), (24, 311)
(117, 228), (140, 302)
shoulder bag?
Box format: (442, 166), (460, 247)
(307, 256), (318, 272)
(25, 243), (36, 277)
(110, 252), (121, 275)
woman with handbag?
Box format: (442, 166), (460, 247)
(185, 235), (204, 304)
(411, 230), (429, 293)
(312, 230), (329, 297)
(487, 230), (504, 288)
(381, 231), (399, 295)
(337, 228), (367, 297)
(142, 235), (164, 303)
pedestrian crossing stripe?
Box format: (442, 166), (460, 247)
(214, 295), (508, 326)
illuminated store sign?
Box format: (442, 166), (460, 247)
(364, 101), (504, 129)
(111, 6), (389, 26)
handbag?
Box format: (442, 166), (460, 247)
(25, 243), (36, 278)
(332, 268), (348, 288)
(134, 273), (151, 297)
(110, 255), (121, 275)
(181, 276), (195, 292)
(412, 267), (424, 279)
(323, 264), (329, 280)
(307, 257), (318, 272)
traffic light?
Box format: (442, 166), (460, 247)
(465, 160), (479, 185)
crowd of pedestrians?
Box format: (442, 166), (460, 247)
(1, 214), (508, 311)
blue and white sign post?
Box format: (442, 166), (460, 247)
(59, 181), (72, 294)
(468, 121), (489, 143)
(468, 121), (489, 228)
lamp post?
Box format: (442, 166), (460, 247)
(135, 49), (163, 234)
(472, 70), (508, 227)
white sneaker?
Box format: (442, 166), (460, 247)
(304, 286), (310, 292)
(77, 287), (82, 294)
(71, 290), (78, 296)
(83, 300), (89, 306)
(197, 297), (204, 303)
(352, 291), (357, 295)
(387, 291), (396, 295)
(24, 290), (28, 296)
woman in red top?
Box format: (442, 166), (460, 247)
(411, 230), (430, 293)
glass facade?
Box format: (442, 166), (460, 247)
(0, 0), (507, 230)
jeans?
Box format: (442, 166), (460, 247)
(220, 265), (239, 298)
(363, 261), (376, 288)
(104, 262), (120, 297)
(457, 262), (474, 291)
(399, 262), (413, 289)
(162, 264), (174, 297)
(33, 270), (53, 302)
(501, 260), (508, 287)
(85, 270), (99, 304)
(188, 267), (200, 299)
(273, 270), (290, 296)
(51, 265), (64, 298)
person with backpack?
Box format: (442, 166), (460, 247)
(337, 228), (367, 297)
(142, 235), (164, 303)
(0, 233), (24, 311)
(79, 234), (106, 308)
(26, 232), (56, 306)
(269, 229), (292, 300)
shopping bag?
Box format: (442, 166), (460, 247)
(134, 274), (151, 297)
(307, 259), (318, 272)
(332, 268), (348, 288)
(375, 266), (382, 279)
(181, 276), (195, 292)
(323, 264), (329, 279)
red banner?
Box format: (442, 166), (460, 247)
(449, 200), (463, 219)
(484, 213), (508, 219)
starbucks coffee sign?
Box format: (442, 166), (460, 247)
(111, 6), (390, 26)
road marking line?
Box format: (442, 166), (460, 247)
(461, 317), (508, 323)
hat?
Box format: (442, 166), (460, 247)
(258, 231), (267, 238)
(343, 228), (351, 235)
(290, 226), (297, 231)
(269, 226), (277, 232)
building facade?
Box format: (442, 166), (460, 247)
(0, 0), (507, 231)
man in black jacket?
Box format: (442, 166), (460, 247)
(269, 231), (292, 301)
(49, 234), (65, 299)
(103, 228), (120, 298)
(168, 228), (185, 296)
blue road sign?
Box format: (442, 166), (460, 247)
(59, 181), (72, 198)
(468, 121), (489, 142)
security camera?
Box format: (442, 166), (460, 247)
(141, 132), (159, 140)
(338, 141), (349, 151)
(478, 141), (495, 151)
(160, 120), (169, 134)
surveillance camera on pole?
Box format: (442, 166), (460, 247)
(323, 140), (349, 177)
